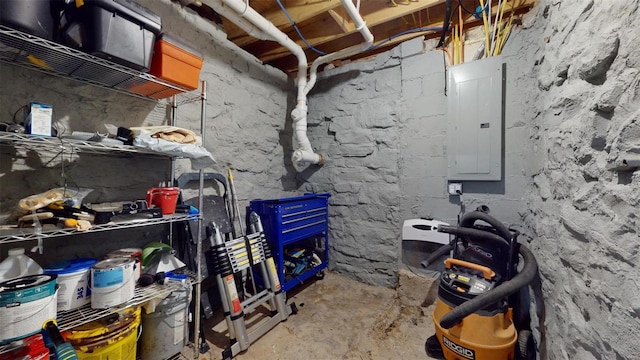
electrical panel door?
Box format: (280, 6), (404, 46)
(447, 56), (505, 181)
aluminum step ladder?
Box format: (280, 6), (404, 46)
(209, 212), (296, 360)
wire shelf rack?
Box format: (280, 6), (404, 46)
(0, 272), (196, 355)
(57, 275), (195, 331)
(0, 213), (200, 245)
(0, 25), (191, 100)
(0, 132), (175, 157)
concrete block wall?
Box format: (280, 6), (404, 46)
(303, 37), (531, 287)
(400, 41), (530, 227)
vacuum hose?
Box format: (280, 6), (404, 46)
(437, 225), (510, 249)
(420, 243), (452, 269)
(460, 211), (513, 243)
(421, 223), (511, 269)
(439, 243), (538, 329)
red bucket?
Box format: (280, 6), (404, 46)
(146, 187), (180, 215)
(0, 333), (49, 360)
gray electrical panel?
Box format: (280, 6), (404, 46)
(447, 56), (505, 181)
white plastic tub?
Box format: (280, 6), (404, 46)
(44, 258), (97, 311)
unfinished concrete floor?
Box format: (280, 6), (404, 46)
(195, 270), (439, 360)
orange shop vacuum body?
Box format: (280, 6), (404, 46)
(424, 210), (538, 360)
(431, 273), (516, 359)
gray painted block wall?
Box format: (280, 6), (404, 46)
(302, 38), (531, 287)
(2, 1), (638, 358)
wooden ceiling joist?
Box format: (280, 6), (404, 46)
(226, 0), (343, 45)
(198, 0), (538, 75)
(244, 0), (448, 63)
(327, 8), (353, 33)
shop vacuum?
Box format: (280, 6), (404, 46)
(422, 207), (539, 360)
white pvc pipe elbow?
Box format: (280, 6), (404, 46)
(201, 0), (374, 172)
(304, 0), (374, 95)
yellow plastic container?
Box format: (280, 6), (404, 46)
(64, 307), (141, 360)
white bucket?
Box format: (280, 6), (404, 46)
(91, 258), (135, 309)
(44, 258), (97, 311)
(0, 274), (58, 344)
(140, 286), (191, 360)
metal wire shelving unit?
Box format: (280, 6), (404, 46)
(56, 275), (195, 331)
(0, 274), (195, 355)
(0, 25), (208, 359)
(0, 25), (190, 100)
(0, 132), (172, 157)
(0, 214), (199, 245)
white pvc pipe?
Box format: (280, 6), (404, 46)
(291, 103), (323, 170)
(303, 0), (374, 96)
(203, 0), (317, 171)
(294, 0), (373, 171)
(201, 0), (372, 172)
(202, 0), (308, 101)
(194, 0), (273, 41)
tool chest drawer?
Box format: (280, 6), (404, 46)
(251, 194), (329, 245)
(249, 193), (330, 292)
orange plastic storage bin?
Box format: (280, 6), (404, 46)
(151, 36), (203, 89)
(128, 35), (203, 98)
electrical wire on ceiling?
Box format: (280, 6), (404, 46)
(275, 0), (328, 55)
(489, 0), (503, 55)
(476, 0), (512, 57)
(368, 26), (442, 50)
(274, 0), (516, 68)
(436, 0), (454, 48)
(459, 0), (486, 16)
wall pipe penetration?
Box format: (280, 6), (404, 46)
(195, 0), (373, 172)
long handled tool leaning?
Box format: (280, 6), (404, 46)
(227, 169), (257, 296)
(227, 169), (244, 236)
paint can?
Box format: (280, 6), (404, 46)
(105, 248), (142, 282)
(64, 306), (141, 360)
(0, 274), (58, 344)
(91, 258), (135, 309)
(44, 258), (97, 311)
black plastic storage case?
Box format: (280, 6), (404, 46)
(63, 0), (161, 71)
(0, 0), (60, 40)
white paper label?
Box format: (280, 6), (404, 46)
(29, 104), (52, 136)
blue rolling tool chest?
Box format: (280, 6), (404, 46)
(249, 193), (330, 292)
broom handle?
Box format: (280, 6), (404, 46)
(227, 168), (245, 236)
